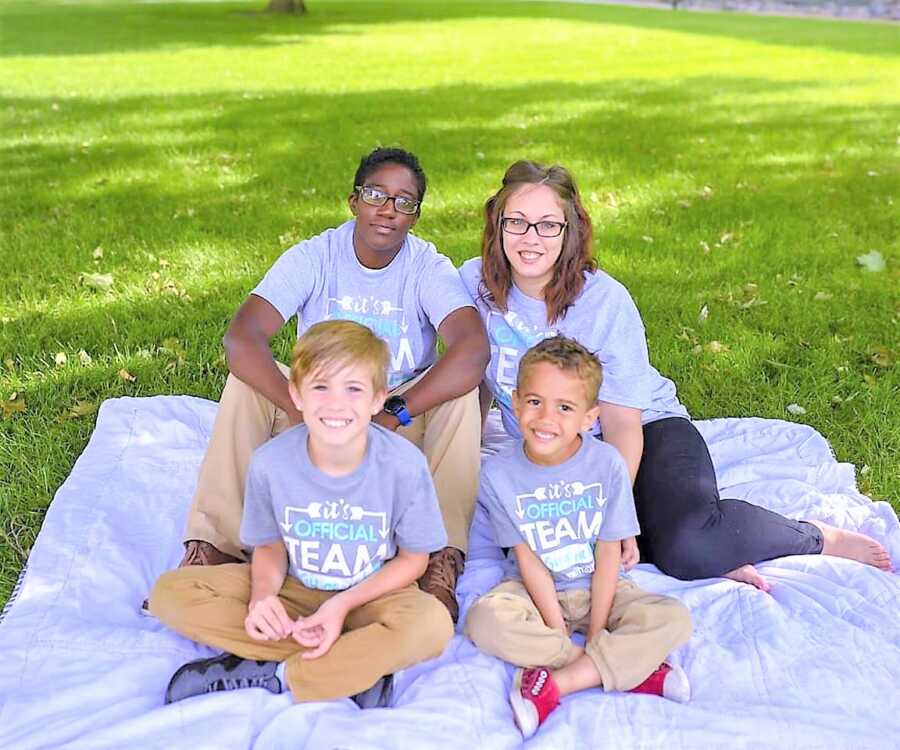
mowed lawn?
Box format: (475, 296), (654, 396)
(1, 0), (898, 605)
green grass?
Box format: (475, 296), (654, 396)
(1, 0), (898, 606)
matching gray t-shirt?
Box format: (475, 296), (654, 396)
(459, 257), (689, 439)
(253, 220), (474, 389)
(480, 436), (640, 591)
(241, 424), (447, 591)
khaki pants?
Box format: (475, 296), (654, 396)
(150, 564), (454, 702)
(464, 579), (692, 692)
(184, 364), (481, 558)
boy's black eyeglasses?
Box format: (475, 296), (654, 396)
(500, 217), (567, 238)
(355, 185), (420, 215)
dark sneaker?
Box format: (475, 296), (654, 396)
(351, 674), (394, 709)
(418, 547), (464, 622)
(627, 662), (691, 703)
(141, 540), (243, 615)
(165, 653), (283, 704)
(510, 667), (560, 739)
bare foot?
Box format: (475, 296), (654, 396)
(809, 521), (893, 571)
(723, 564), (771, 592)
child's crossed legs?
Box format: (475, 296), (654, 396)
(151, 563), (453, 702)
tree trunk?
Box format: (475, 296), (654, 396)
(265, 0), (306, 13)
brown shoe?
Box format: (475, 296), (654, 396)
(418, 547), (464, 623)
(141, 541), (243, 615)
(178, 540), (243, 567)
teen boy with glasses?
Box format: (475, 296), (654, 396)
(148, 147), (489, 623)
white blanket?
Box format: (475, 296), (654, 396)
(1, 395), (898, 750)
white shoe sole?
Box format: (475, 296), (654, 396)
(509, 668), (539, 739)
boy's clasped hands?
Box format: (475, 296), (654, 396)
(246, 594), (346, 660)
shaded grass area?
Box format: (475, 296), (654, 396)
(1, 0), (898, 605)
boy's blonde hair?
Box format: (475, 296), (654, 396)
(517, 336), (603, 405)
(289, 320), (390, 393)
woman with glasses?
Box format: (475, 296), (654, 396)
(460, 160), (891, 588)
(145, 147), (489, 623)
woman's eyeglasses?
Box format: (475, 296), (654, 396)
(500, 217), (567, 238)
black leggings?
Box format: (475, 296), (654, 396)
(632, 417), (824, 579)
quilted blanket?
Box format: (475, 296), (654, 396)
(1, 395), (898, 750)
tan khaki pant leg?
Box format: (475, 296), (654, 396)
(184, 363), (292, 558)
(393, 373), (480, 553)
(581, 580), (692, 692)
(149, 563), (328, 663)
(464, 580), (576, 669)
(285, 584), (453, 702)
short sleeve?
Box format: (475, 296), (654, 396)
(251, 241), (319, 324)
(458, 257), (481, 302)
(392, 457), (448, 554)
(479, 469), (523, 549)
(596, 448), (641, 542)
(417, 253), (475, 330)
(593, 285), (655, 411)
(239, 457), (283, 548)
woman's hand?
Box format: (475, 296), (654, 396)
(621, 536), (640, 571)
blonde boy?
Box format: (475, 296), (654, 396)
(150, 320), (453, 704)
(465, 336), (692, 738)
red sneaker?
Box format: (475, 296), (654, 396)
(628, 662), (691, 703)
(509, 667), (560, 738)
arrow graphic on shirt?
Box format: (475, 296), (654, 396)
(513, 482), (603, 519)
(280, 502), (389, 539)
(514, 488), (547, 519)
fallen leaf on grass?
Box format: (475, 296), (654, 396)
(641, 236), (654, 243)
(856, 251), (885, 273)
(786, 403), (807, 416)
(92, 246), (104, 259)
(78, 350), (92, 366)
(67, 401), (97, 419)
(54, 352), (67, 366)
(160, 338), (186, 358)
(80, 272), (113, 290)
(1, 393), (26, 418)
(118, 368), (136, 382)
(863, 374), (878, 389)
(814, 292), (833, 301)
(694, 341), (729, 355)
(868, 346), (895, 368)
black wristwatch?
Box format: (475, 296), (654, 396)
(382, 395), (413, 427)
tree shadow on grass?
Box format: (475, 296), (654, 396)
(2, 76), (896, 297)
(1, 0), (898, 59)
(2, 76), (896, 386)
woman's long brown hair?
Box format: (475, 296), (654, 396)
(480, 160), (597, 324)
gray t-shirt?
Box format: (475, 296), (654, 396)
(253, 220), (474, 389)
(459, 257), (689, 438)
(240, 424), (447, 591)
(480, 436), (640, 591)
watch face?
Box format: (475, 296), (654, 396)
(385, 396), (406, 415)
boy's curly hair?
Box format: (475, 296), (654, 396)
(517, 335), (602, 405)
